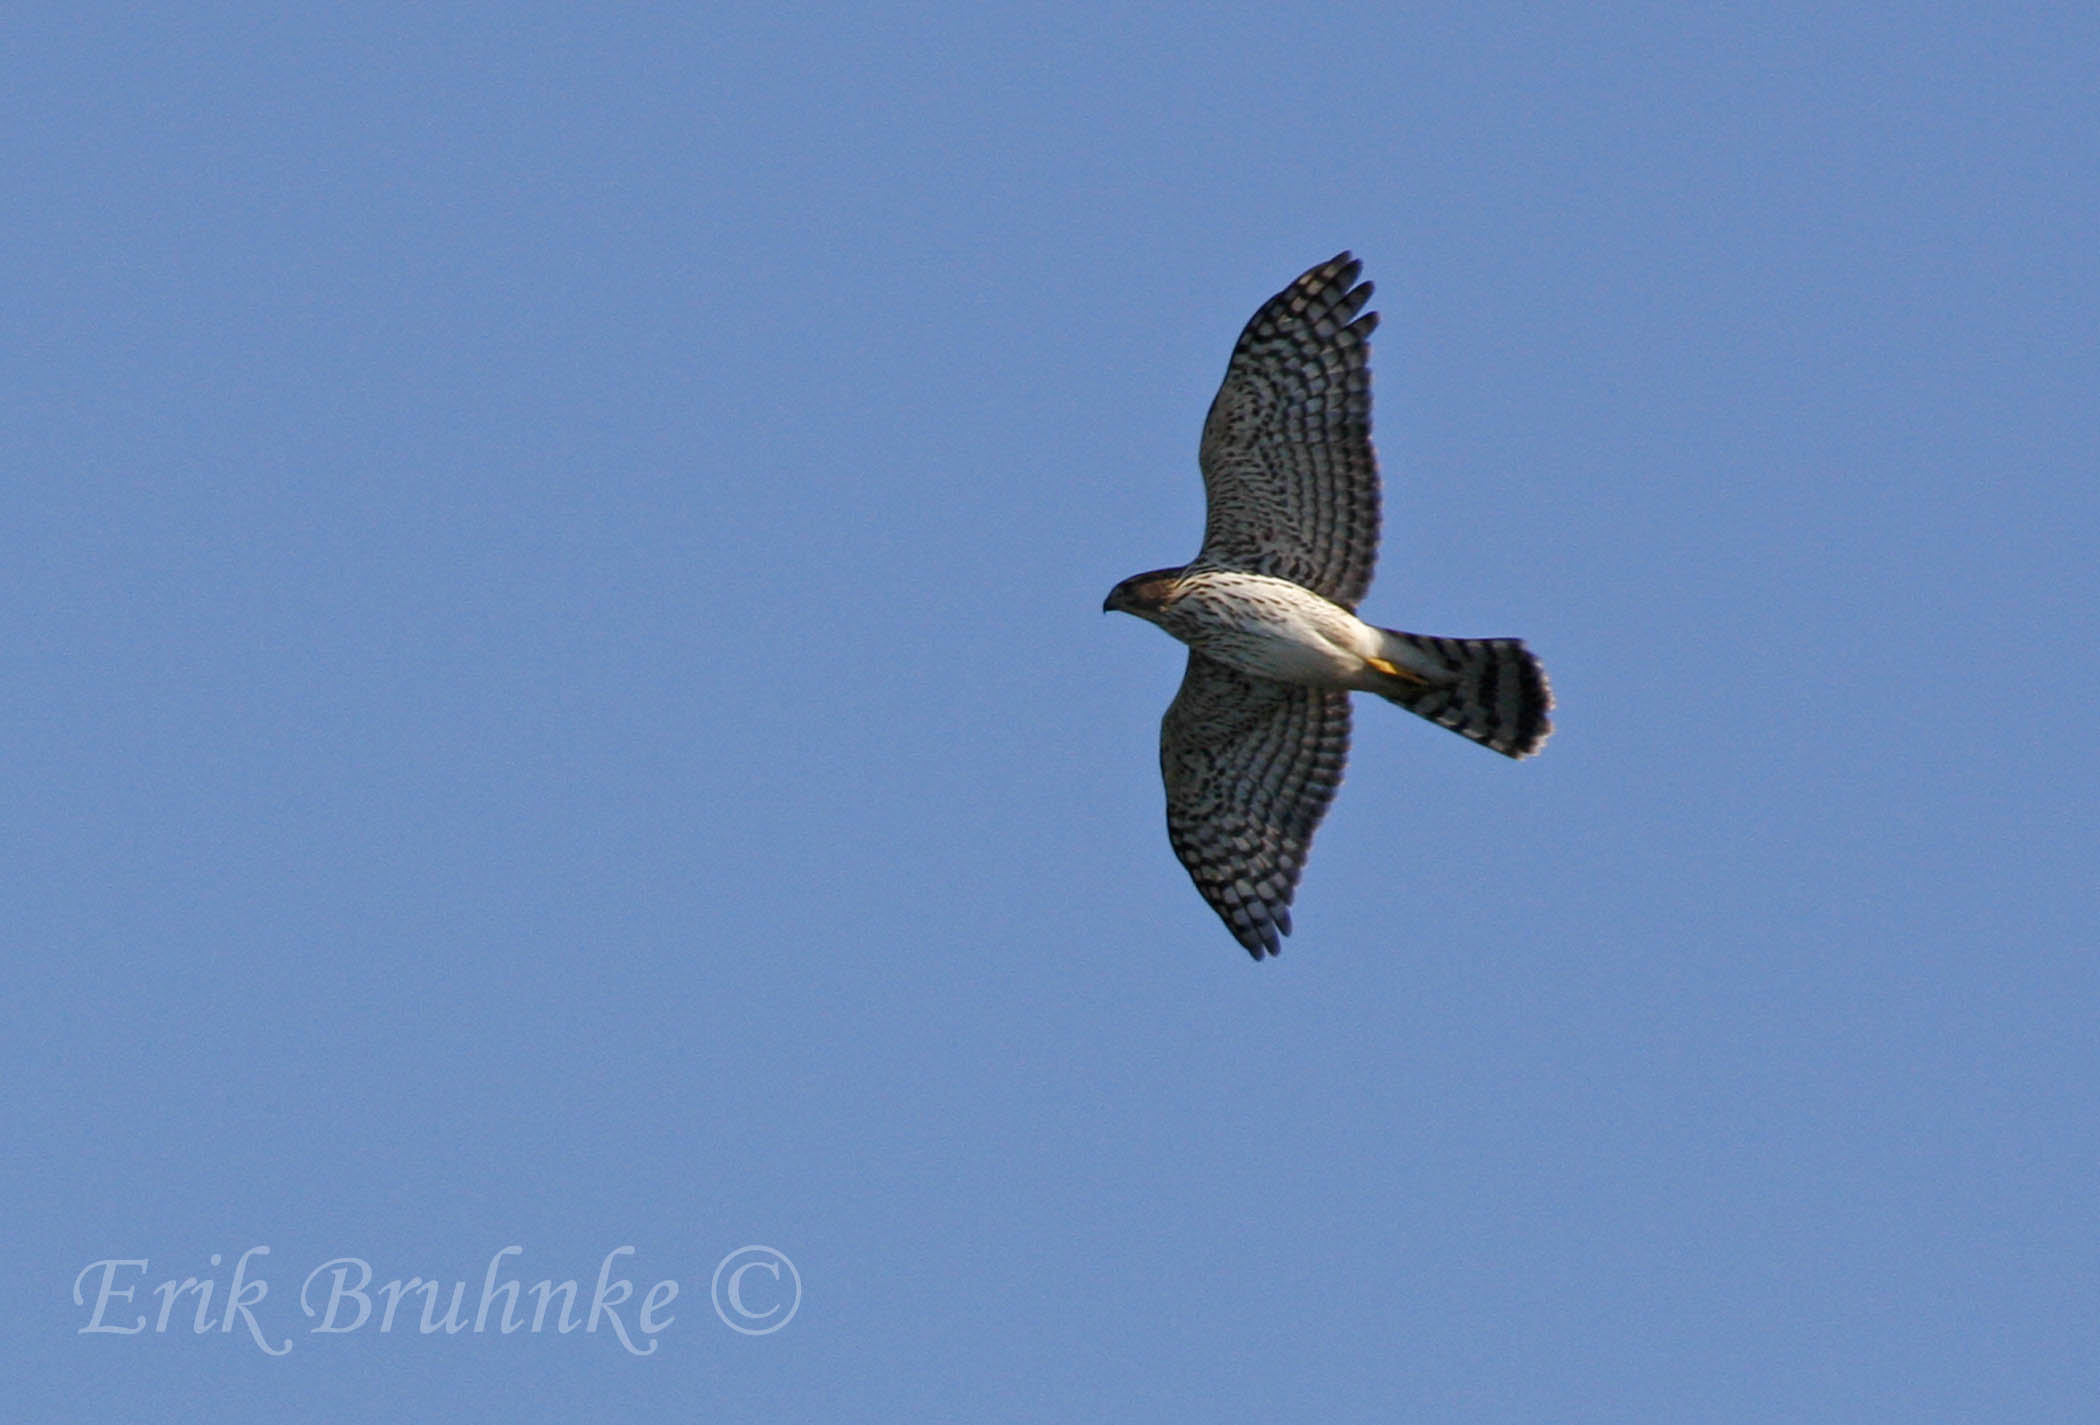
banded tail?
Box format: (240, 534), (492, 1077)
(1372, 631), (1553, 758)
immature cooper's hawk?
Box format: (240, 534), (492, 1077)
(1104, 253), (1552, 958)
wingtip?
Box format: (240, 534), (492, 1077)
(1302, 253), (1371, 312)
(1233, 907), (1290, 960)
(1241, 931), (1282, 961)
(1300, 252), (1359, 287)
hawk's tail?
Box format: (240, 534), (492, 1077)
(1371, 630), (1552, 759)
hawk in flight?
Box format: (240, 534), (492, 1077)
(1105, 253), (1552, 958)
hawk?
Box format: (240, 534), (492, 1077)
(1104, 253), (1552, 959)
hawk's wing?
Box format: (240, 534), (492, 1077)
(1196, 253), (1381, 610)
(1160, 652), (1351, 958)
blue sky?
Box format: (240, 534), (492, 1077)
(7, 3), (2096, 1419)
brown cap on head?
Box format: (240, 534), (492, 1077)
(1103, 568), (1186, 616)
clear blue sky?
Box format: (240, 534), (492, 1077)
(7, 4), (2096, 1420)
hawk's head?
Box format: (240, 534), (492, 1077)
(1103, 568), (1186, 621)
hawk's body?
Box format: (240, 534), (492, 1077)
(1105, 254), (1552, 958)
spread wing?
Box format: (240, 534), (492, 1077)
(1160, 652), (1351, 958)
(1195, 253), (1381, 610)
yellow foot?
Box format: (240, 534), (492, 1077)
(1366, 655), (1430, 687)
